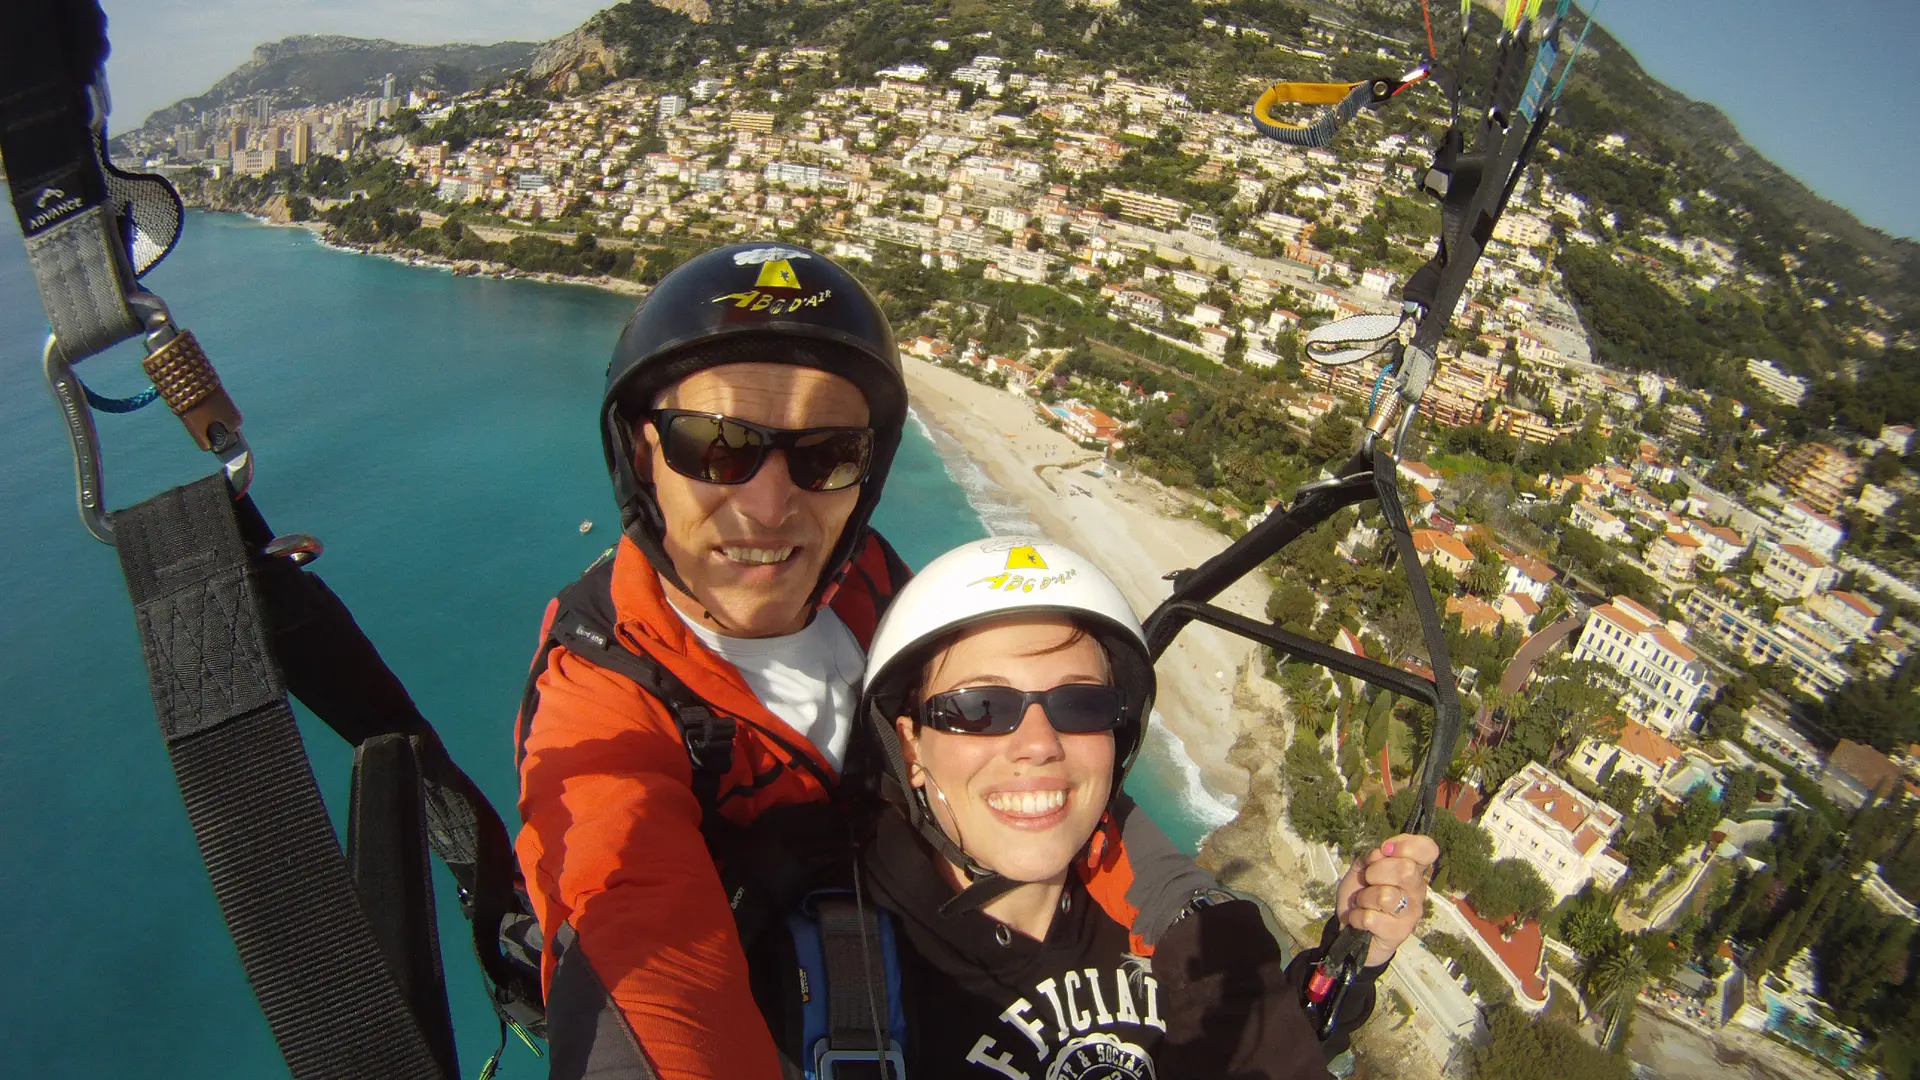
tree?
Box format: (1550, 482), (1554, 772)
(1465, 537), (1506, 597)
(1467, 1006), (1631, 1080)
(1471, 858), (1554, 927)
(1266, 580), (1317, 634)
(1721, 768), (1760, 821)
(1585, 945), (1649, 1049)
(1600, 771), (1645, 816)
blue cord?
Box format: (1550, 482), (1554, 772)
(1367, 363), (1394, 412)
(1549, 0), (1600, 102)
(81, 379), (160, 413)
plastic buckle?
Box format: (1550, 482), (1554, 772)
(817, 1043), (906, 1080)
(682, 706), (735, 769)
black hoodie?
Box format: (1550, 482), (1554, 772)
(848, 810), (1380, 1080)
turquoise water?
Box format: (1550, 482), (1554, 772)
(0, 210), (1213, 1077)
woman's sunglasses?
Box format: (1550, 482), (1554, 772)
(652, 409), (875, 493)
(919, 685), (1127, 736)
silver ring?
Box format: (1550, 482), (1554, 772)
(1393, 894), (1409, 915)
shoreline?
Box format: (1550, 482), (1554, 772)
(901, 356), (1273, 814)
(198, 206), (652, 296)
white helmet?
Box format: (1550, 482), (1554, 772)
(859, 537), (1154, 907)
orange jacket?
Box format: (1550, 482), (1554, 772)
(516, 531), (903, 1079)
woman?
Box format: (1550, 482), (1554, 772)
(788, 537), (1438, 1080)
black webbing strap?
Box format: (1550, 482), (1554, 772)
(236, 498), (540, 1034)
(348, 734), (460, 1076)
(534, 561), (737, 808)
(815, 896), (890, 1054)
(113, 475), (450, 1080)
(1368, 449), (1463, 835)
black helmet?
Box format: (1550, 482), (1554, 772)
(602, 242), (907, 609)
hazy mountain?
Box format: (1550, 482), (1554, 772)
(133, 34), (541, 132)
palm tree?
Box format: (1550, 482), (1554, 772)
(1585, 946), (1648, 1051)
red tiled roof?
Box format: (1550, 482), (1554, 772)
(1519, 777), (1591, 836)
(1661, 531), (1701, 549)
(1617, 718), (1684, 767)
(1829, 739), (1900, 795)
(1413, 529), (1475, 564)
(1649, 627), (1698, 663)
(1447, 595), (1504, 633)
(1594, 602), (1650, 636)
(1831, 591), (1881, 618)
(1504, 592), (1541, 616)
(1437, 779), (1483, 823)
(1454, 898), (1548, 1002)
(1613, 595), (1662, 625)
(1502, 549), (1559, 583)
(1779, 543), (1827, 568)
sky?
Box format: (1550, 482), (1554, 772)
(98, 0), (1919, 241)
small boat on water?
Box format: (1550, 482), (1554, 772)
(578, 519), (594, 534)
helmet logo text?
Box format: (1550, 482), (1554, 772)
(969, 568), (1079, 593)
(711, 287), (834, 313)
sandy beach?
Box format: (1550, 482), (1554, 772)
(902, 357), (1273, 803)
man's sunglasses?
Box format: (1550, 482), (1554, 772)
(919, 685), (1127, 737)
(651, 410), (875, 493)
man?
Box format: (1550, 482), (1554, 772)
(516, 243), (919, 1079)
(514, 243), (1432, 1079)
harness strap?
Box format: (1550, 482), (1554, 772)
(240, 497), (540, 1038)
(531, 558), (736, 807)
(792, 893), (906, 1079)
(1370, 448), (1463, 836)
(114, 474), (453, 1080)
(0, 0), (184, 362)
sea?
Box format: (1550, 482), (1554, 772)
(0, 210), (1232, 1077)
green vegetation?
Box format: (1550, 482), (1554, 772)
(1466, 1005), (1631, 1080)
(1424, 931), (1512, 1006)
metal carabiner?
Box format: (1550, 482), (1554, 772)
(129, 289), (254, 498)
(45, 335), (115, 545)
(43, 291), (254, 546)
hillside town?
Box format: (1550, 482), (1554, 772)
(123, 30), (1920, 1080)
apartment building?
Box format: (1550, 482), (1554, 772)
(1484, 762), (1629, 900)
(1499, 548), (1559, 603)
(1680, 589), (1852, 699)
(1572, 595), (1709, 737)
(1780, 500), (1846, 556)
(1570, 501), (1628, 543)
(1806, 591), (1882, 642)
(1647, 531), (1702, 581)
(1685, 520), (1748, 572)
(1746, 358), (1809, 406)
(1770, 443), (1861, 515)
(1759, 544), (1838, 601)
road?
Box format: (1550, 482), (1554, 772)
(1499, 614), (1584, 696)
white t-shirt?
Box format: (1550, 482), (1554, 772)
(677, 607), (865, 773)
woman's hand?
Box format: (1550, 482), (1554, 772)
(1335, 834), (1440, 967)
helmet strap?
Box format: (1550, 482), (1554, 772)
(939, 872), (1025, 917)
